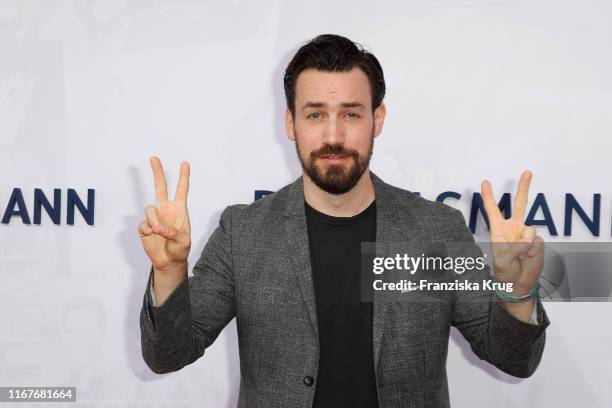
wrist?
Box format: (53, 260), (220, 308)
(153, 261), (187, 286)
(495, 281), (540, 303)
(500, 296), (536, 323)
(155, 260), (187, 274)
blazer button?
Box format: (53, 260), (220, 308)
(303, 376), (314, 387)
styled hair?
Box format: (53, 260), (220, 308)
(283, 34), (386, 116)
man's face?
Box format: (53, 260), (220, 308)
(285, 67), (386, 195)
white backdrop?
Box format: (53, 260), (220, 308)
(1, 0), (611, 406)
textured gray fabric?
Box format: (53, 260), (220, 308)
(148, 270), (539, 323)
(140, 171), (550, 408)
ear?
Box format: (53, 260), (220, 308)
(373, 102), (387, 139)
(285, 109), (296, 141)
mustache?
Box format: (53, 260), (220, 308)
(310, 144), (359, 159)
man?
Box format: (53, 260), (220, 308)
(139, 34), (549, 407)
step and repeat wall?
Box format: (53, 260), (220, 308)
(1, 0), (611, 407)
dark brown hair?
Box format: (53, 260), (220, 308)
(283, 34), (386, 116)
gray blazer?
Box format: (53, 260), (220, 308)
(140, 171), (550, 408)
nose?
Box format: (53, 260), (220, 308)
(321, 115), (345, 146)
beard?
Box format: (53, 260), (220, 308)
(294, 128), (374, 195)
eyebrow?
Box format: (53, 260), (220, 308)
(301, 101), (365, 111)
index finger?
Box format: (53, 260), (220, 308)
(481, 180), (503, 223)
(512, 170), (533, 221)
(174, 161), (190, 203)
(150, 156), (169, 203)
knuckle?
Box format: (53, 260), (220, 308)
(139, 222), (152, 235)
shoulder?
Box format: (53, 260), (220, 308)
(217, 181), (293, 229)
(383, 181), (464, 223)
(380, 180), (469, 241)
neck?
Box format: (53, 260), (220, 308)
(303, 168), (375, 217)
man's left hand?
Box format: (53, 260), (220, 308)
(481, 170), (544, 322)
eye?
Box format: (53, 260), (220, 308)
(346, 112), (360, 119)
(307, 112), (321, 119)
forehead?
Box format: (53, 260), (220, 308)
(294, 67), (372, 107)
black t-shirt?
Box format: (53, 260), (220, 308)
(305, 199), (379, 408)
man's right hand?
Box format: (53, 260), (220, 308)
(139, 156), (192, 303)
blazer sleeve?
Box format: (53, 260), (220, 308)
(139, 205), (237, 374)
(448, 208), (551, 378)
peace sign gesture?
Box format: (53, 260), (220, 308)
(481, 170), (544, 296)
(139, 156), (192, 274)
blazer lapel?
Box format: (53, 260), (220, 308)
(370, 172), (410, 369)
(283, 175), (320, 339)
(281, 171), (411, 363)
